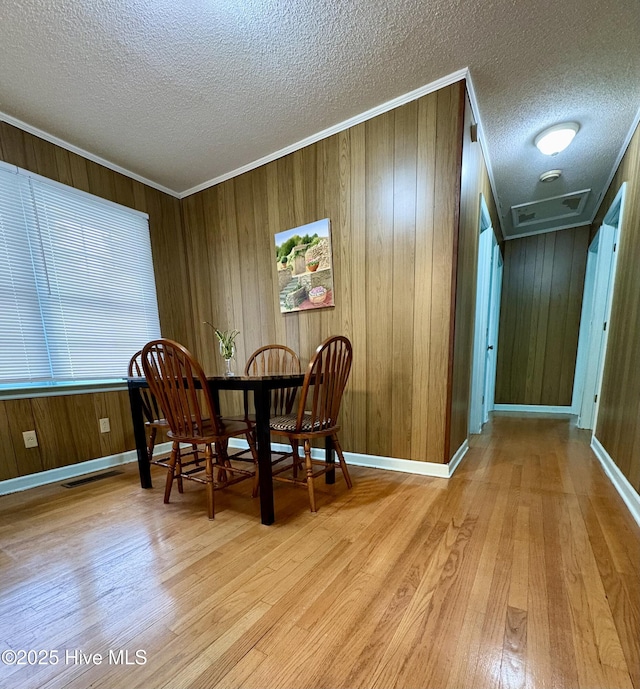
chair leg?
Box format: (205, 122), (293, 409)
(291, 438), (300, 479)
(304, 440), (316, 513)
(216, 440), (229, 484)
(175, 448), (184, 493)
(246, 432), (260, 499)
(164, 442), (179, 504)
(332, 435), (352, 489)
(205, 443), (215, 520)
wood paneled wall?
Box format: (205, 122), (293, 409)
(181, 82), (466, 462)
(0, 122), (193, 347)
(495, 226), (589, 406)
(0, 391), (140, 480)
(592, 122), (640, 492)
(0, 80), (478, 473)
(448, 94), (501, 458)
(0, 122), (189, 475)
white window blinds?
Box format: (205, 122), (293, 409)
(0, 165), (161, 384)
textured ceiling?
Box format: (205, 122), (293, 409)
(1, 0), (639, 238)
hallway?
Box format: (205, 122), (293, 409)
(457, 413), (640, 688)
(0, 414), (638, 689)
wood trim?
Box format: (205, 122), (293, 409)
(444, 81), (467, 462)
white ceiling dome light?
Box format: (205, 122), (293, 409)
(534, 122), (580, 155)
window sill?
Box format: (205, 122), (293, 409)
(0, 379), (129, 401)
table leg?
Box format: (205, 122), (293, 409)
(254, 387), (275, 525)
(211, 388), (221, 417)
(128, 384), (152, 489)
(325, 435), (335, 484)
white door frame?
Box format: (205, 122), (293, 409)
(572, 240), (598, 418)
(573, 183), (626, 430)
(470, 196), (496, 434)
(483, 244), (503, 424)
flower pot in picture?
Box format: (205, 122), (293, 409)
(308, 286), (327, 304)
(307, 260), (319, 272)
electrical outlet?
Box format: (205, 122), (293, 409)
(99, 417), (111, 433)
(23, 430), (38, 448)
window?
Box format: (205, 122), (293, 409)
(0, 163), (161, 385)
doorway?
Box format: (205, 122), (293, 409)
(573, 183), (626, 430)
(483, 243), (503, 425)
(470, 196), (501, 434)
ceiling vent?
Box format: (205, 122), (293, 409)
(511, 189), (590, 229)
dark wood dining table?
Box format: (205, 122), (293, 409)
(127, 373), (335, 525)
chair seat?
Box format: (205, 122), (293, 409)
(270, 413), (323, 433)
(167, 416), (253, 442)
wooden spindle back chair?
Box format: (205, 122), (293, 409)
(234, 343), (303, 479)
(128, 350), (171, 468)
(269, 335), (353, 512)
(245, 344), (301, 416)
(141, 338), (257, 519)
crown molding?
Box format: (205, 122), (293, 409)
(179, 67), (470, 198)
(0, 111), (180, 198)
(3, 67), (474, 201)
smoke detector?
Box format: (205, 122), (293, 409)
(539, 169), (562, 183)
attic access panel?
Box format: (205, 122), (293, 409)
(511, 189), (591, 229)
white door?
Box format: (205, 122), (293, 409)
(483, 244), (503, 423)
(572, 241), (598, 418)
(470, 197), (495, 434)
(575, 183), (625, 430)
(578, 226), (615, 428)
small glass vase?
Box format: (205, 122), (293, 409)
(219, 342), (235, 376)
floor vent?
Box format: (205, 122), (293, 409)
(61, 470), (123, 488)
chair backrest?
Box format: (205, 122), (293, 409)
(245, 344), (301, 416)
(141, 339), (220, 440)
(128, 350), (163, 424)
(295, 336), (352, 432)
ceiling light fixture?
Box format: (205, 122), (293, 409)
(539, 169), (562, 183)
(534, 122), (579, 155)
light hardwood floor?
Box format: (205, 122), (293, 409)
(0, 414), (638, 689)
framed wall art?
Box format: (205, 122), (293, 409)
(274, 218), (335, 313)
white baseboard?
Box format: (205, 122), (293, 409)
(0, 436), (470, 497)
(228, 438), (466, 479)
(590, 435), (640, 528)
(0, 449), (139, 496)
(448, 439), (469, 476)
(493, 404), (575, 415)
